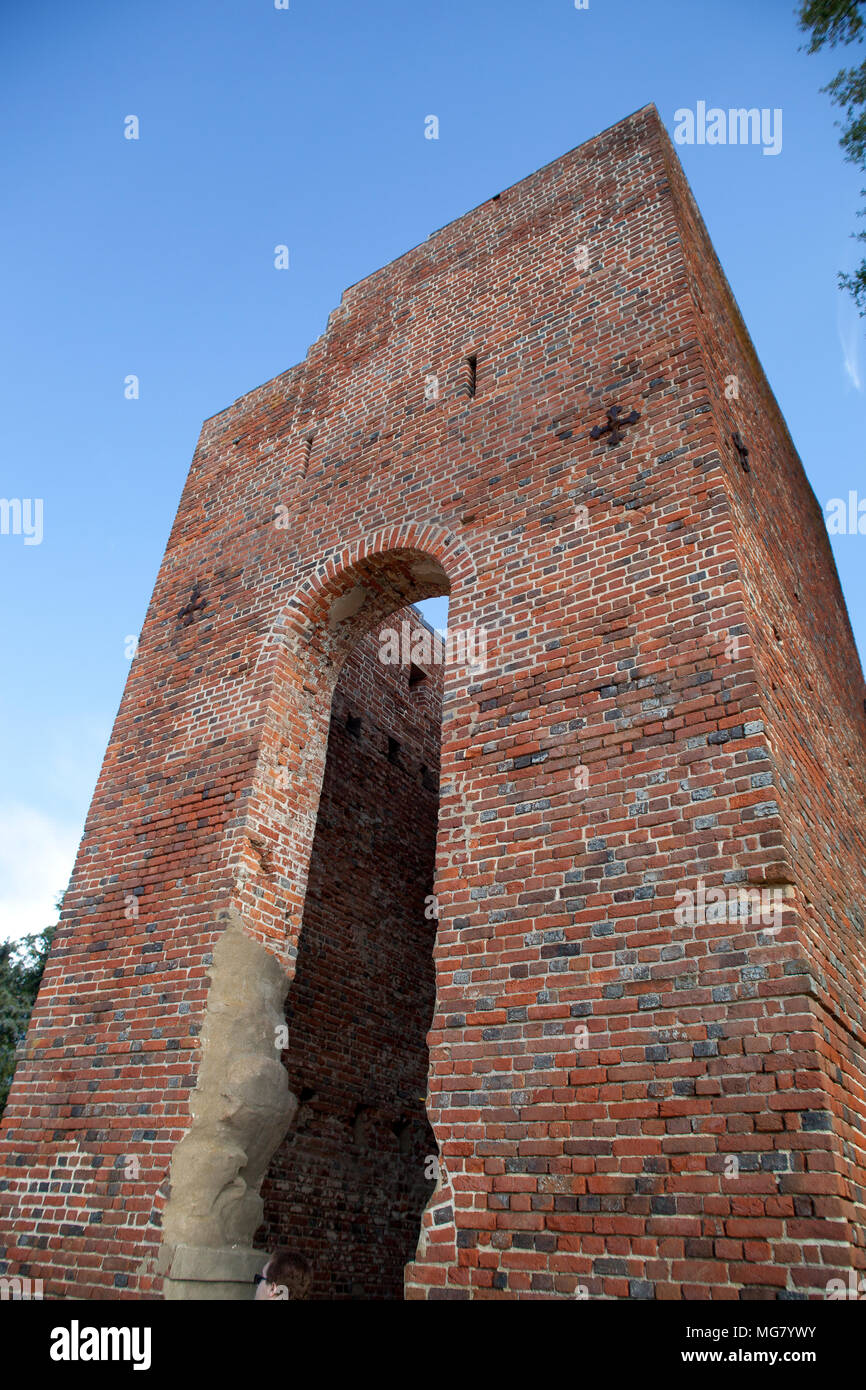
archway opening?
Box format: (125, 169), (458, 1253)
(256, 596), (448, 1299)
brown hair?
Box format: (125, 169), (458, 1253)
(267, 1248), (312, 1300)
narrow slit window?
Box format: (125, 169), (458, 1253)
(346, 713), (362, 738)
(301, 432), (315, 475)
(466, 355), (477, 399)
(387, 736), (401, 764)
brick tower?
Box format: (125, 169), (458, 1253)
(1, 105), (864, 1300)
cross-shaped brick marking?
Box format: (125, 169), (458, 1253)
(177, 583), (207, 625)
(590, 404), (641, 447)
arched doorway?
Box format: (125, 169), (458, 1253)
(255, 604), (445, 1297)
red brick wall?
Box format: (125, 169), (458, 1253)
(255, 617), (441, 1298)
(0, 105), (863, 1300)
(654, 127), (866, 1294)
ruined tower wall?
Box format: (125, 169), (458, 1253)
(656, 129), (866, 1285)
(0, 105), (863, 1300)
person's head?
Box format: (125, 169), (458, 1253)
(254, 1248), (312, 1301)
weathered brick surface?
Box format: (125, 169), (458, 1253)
(0, 104), (863, 1299)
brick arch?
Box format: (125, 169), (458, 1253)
(290, 520), (477, 609)
(256, 521), (478, 669)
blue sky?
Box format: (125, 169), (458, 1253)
(1, 0), (864, 941)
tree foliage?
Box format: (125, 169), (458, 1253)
(0, 924), (56, 1116)
(799, 1), (866, 311)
